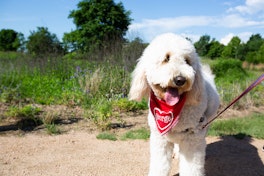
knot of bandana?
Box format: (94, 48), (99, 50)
(149, 91), (186, 135)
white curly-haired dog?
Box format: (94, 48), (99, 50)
(129, 33), (220, 176)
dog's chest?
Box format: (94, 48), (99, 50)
(148, 102), (207, 137)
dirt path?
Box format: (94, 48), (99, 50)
(1, 106), (264, 176)
(1, 131), (264, 176)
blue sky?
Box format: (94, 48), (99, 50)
(1, 0), (264, 45)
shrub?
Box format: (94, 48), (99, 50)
(211, 59), (247, 83)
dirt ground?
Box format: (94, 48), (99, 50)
(0, 108), (264, 176)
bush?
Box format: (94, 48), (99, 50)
(204, 58), (263, 108)
(211, 59), (247, 83)
(247, 43), (264, 64)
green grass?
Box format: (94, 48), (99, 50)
(96, 128), (150, 141)
(113, 98), (148, 112)
(96, 132), (118, 141)
(208, 113), (264, 139)
(5, 105), (42, 118)
(202, 57), (264, 108)
(45, 123), (61, 135)
(0, 52), (148, 130)
(121, 128), (150, 140)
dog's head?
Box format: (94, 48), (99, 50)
(129, 33), (204, 105)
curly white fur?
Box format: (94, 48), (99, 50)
(129, 33), (220, 176)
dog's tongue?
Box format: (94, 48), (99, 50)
(164, 88), (180, 106)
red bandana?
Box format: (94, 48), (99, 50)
(149, 91), (186, 135)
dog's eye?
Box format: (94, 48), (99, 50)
(163, 53), (170, 63)
(185, 57), (191, 65)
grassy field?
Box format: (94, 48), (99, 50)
(208, 113), (264, 139)
(0, 52), (263, 137)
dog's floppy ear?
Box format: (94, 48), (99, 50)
(186, 62), (204, 105)
(129, 58), (150, 101)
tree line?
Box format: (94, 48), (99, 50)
(194, 34), (264, 64)
(0, 0), (263, 64)
(0, 0), (131, 57)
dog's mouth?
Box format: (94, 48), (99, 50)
(153, 75), (190, 106)
(164, 87), (181, 106)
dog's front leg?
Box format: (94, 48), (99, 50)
(178, 136), (206, 176)
(148, 131), (173, 176)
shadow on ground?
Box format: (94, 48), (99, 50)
(0, 117), (81, 132)
(205, 135), (264, 176)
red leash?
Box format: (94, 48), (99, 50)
(202, 74), (264, 129)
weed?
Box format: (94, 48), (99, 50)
(4, 105), (42, 131)
(41, 111), (59, 124)
(5, 105), (41, 118)
(78, 68), (103, 95)
(45, 123), (61, 135)
(84, 99), (113, 130)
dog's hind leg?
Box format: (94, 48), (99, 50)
(148, 132), (173, 176)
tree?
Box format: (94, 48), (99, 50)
(63, 0), (132, 53)
(0, 29), (24, 51)
(236, 43), (247, 61)
(26, 27), (64, 56)
(255, 43), (264, 63)
(246, 34), (263, 52)
(62, 30), (79, 52)
(221, 36), (241, 59)
(194, 35), (211, 56)
(206, 40), (224, 59)
(245, 34), (263, 63)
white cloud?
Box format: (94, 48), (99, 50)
(128, 0), (264, 42)
(129, 16), (213, 32)
(228, 0), (264, 14)
(220, 33), (234, 45)
(237, 32), (253, 43)
(217, 14), (264, 28)
(220, 32), (252, 45)
(128, 14), (264, 42)
(129, 16), (214, 41)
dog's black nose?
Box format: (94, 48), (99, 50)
(174, 76), (186, 87)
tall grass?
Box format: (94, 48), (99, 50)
(206, 58), (264, 109)
(0, 52), (130, 106)
(0, 52), (263, 131)
(0, 51), (146, 130)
